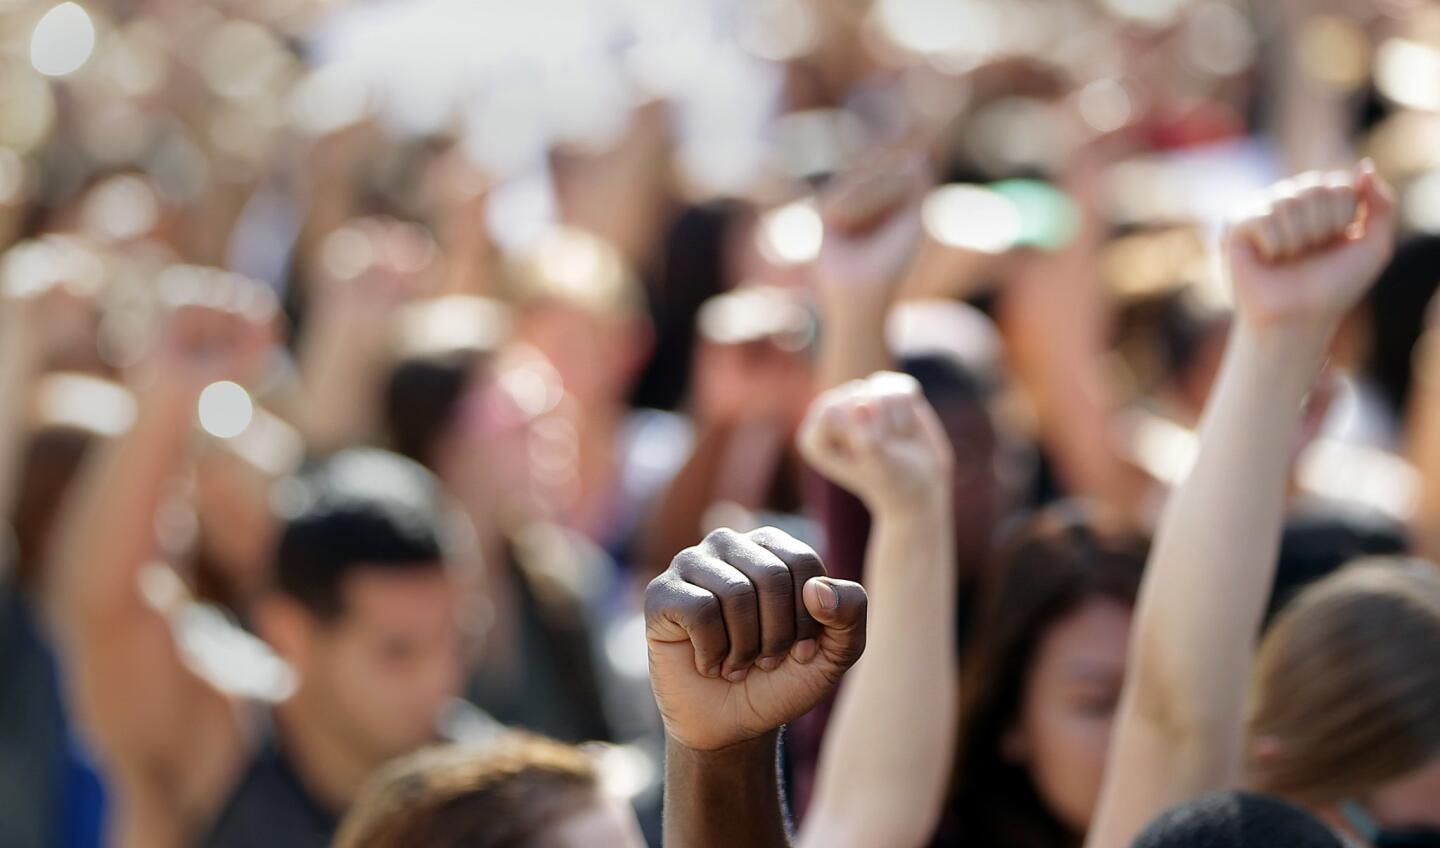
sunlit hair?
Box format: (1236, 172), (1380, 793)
(503, 226), (646, 319)
(1247, 558), (1440, 806)
(334, 734), (600, 848)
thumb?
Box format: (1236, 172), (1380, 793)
(1355, 159), (1397, 235)
(802, 577), (868, 668)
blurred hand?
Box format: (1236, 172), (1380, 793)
(1226, 162), (1395, 334)
(813, 149), (927, 303)
(147, 267), (278, 392)
(316, 216), (435, 326)
(646, 527), (867, 751)
(799, 371), (953, 512)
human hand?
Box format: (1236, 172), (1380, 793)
(798, 371), (953, 513)
(645, 527), (867, 751)
(1225, 162), (1395, 337)
(143, 265), (278, 395)
(813, 149), (927, 306)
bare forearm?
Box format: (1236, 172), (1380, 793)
(1411, 332), (1440, 560)
(817, 301), (892, 391)
(296, 313), (386, 452)
(51, 380), (195, 620)
(0, 325), (42, 541)
(664, 732), (790, 848)
(803, 502), (957, 848)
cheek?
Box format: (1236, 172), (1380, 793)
(1024, 702), (1115, 833)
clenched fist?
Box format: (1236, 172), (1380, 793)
(148, 265), (279, 390)
(799, 371), (954, 512)
(1226, 162), (1395, 332)
(645, 527), (867, 752)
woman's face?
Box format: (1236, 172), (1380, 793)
(1008, 597), (1134, 835)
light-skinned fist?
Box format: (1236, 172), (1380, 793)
(645, 527), (867, 752)
(1226, 162), (1395, 334)
(799, 371), (954, 513)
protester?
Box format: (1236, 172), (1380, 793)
(1087, 165), (1440, 848)
(46, 273), (475, 847)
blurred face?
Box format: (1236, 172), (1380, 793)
(516, 304), (647, 410)
(535, 793), (648, 848)
(298, 566), (464, 761)
(1007, 598), (1133, 835)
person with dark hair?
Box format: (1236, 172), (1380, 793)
(334, 734), (646, 848)
(49, 274), (471, 848)
(1133, 792), (1344, 848)
(936, 503), (1149, 848)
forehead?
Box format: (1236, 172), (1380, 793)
(336, 564), (456, 622)
(1031, 598), (1133, 682)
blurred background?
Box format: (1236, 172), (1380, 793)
(2, 0), (1440, 845)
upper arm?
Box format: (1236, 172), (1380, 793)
(63, 577), (246, 814)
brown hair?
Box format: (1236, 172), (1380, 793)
(941, 502), (1150, 848)
(335, 734), (602, 848)
(10, 424), (100, 591)
(1247, 558), (1440, 807)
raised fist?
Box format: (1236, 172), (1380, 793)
(645, 527), (867, 752)
(799, 371), (953, 512)
(813, 148), (928, 299)
(150, 265), (278, 389)
(1226, 162), (1395, 331)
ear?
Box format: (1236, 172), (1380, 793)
(1002, 723), (1032, 765)
(252, 594), (318, 671)
(1250, 733), (1285, 762)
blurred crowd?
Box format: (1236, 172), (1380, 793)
(1, 0), (1439, 846)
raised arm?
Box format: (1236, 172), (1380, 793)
(646, 527), (869, 848)
(812, 152), (926, 391)
(1085, 164), (1396, 848)
(796, 372), (958, 848)
(50, 269), (276, 824)
(1411, 294), (1440, 562)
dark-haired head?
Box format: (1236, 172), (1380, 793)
(259, 449), (465, 763)
(943, 502), (1149, 848)
(1133, 792), (1343, 848)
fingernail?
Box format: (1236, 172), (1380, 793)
(726, 668), (750, 683)
(813, 580), (839, 611)
(792, 639), (818, 664)
(757, 656), (781, 672)
(707, 665), (723, 679)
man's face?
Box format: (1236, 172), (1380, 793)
(300, 565), (464, 762)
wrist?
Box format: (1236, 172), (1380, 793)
(1231, 317), (1334, 373)
(868, 479), (953, 521)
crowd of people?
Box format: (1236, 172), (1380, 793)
(1, 0), (1439, 846)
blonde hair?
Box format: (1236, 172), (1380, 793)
(335, 733), (600, 848)
(504, 226), (645, 319)
(1247, 558), (1440, 806)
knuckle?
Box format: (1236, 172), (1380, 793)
(704, 527), (741, 548)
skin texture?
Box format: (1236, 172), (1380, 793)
(647, 527), (868, 848)
(798, 373), (959, 848)
(1085, 163), (1397, 848)
(1011, 599), (1132, 836)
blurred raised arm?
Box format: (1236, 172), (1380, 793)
(796, 372), (958, 848)
(812, 152), (926, 391)
(49, 270), (277, 835)
(1086, 164), (1397, 848)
